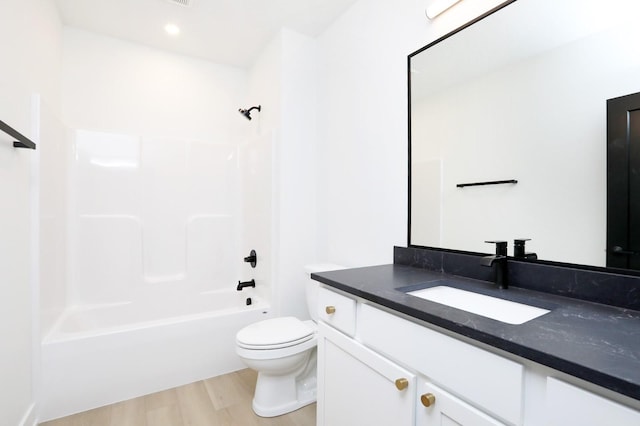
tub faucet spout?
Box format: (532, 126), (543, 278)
(237, 279), (256, 291)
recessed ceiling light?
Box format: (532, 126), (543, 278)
(164, 23), (180, 36)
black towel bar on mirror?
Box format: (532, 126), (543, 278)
(0, 120), (36, 149)
(456, 179), (517, 188)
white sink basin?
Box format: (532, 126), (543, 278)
(407, 286), (550, 325)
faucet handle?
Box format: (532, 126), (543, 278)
(485, 240), (508, 256)
(514, 238), (537, 260)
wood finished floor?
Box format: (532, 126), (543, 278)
(39, 369), (316, 426)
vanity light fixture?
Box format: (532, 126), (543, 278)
(426, 0), (463, 19)
(164, 23), (180, 36)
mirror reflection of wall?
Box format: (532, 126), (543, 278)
(409, 0), (640, 267)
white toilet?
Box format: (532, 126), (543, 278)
(235, 263), (344, 417)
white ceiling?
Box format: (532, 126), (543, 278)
(53, 0), (359, 68)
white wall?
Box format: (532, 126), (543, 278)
(0, 1), (63, 425)
(277, 30), (319, 319)
(315, 0), (506, 267)
(39, 100), (69, 338)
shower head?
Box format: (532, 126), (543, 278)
(239, 105), (261, 120)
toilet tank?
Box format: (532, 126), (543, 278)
(304, 263), (346, 322)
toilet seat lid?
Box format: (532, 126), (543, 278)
(237, 317), (314, 347)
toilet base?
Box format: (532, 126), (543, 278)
(252, 388), (316, 417)
(251, 349), (317, 417)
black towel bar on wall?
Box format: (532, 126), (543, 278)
(456, 179), (517, 188)
(0, 120), (36, 149)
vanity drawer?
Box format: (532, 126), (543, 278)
(358, 303), (523, 425)
(318, 287), (356, 336)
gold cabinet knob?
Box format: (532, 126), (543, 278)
(421, 393), (436, 407)
(395, 378), (409, 391)
(325, 306), (336, 314)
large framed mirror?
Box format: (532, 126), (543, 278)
(409, 0), (640, 268)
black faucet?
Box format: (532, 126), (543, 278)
(513, 238), (538, 260)
(237, 279), (256, 291)
(481, 240), (508, 289)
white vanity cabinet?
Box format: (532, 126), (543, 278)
(317, 285), (640, 426)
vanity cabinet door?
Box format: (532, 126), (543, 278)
(545, 378), (640, 426)
(417, 382), (506, 426)
(317, 322), (416, 426)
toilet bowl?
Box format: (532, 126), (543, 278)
(235, 264), (344, 417)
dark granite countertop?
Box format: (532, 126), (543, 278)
(311, 264), (640, 401)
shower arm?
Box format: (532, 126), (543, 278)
(239, 105), (262, 120)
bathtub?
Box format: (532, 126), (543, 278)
(40, 289), (272, 422)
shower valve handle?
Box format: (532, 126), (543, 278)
(244, 250), (257, 268)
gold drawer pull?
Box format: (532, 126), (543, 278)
(395, 378), (409, 391)
(421, 393), (436, 407)
(325, 306), (336, 314)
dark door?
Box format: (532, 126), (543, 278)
(607, 92), (640, 269)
